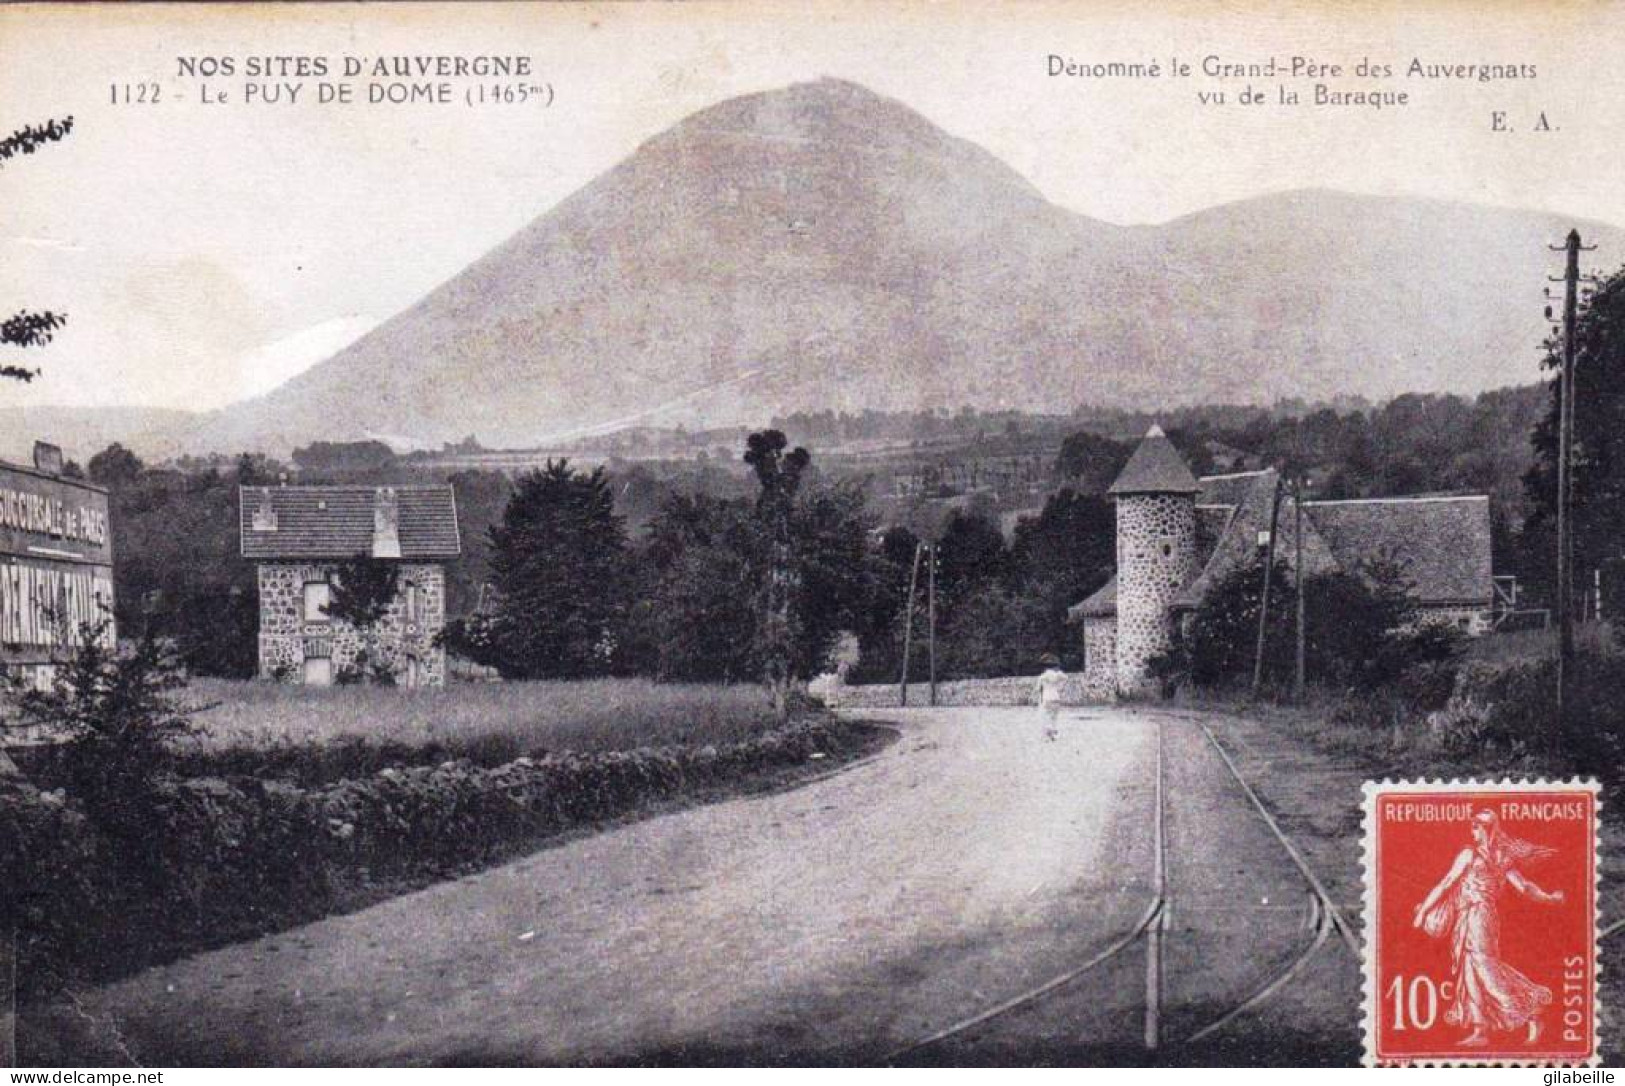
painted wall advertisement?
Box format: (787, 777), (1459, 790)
(0, 463), (114, 666)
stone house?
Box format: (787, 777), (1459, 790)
(240, 484), (461, 687)
(1069, 425), (1494, 698)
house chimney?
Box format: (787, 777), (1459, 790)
(32, 441), (64, 475)
(251, 488), (278, 532)
(372, 487), (401, 558)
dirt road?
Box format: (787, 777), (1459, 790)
(49, 707), (1361, 1066)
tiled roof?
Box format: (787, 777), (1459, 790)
(1107, 425), (1200, 496)
(240, 485), (461, 560)
(1067, 574), (1118, 620)
(1304, 496), (1492, 606)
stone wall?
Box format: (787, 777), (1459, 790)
(821, 672), (1103, 709)
(256, 561), (448, 687)
(1114, 492), (1196, 695)
(1415, 605), (1493, 637)
(1080, 617), (1118, 701)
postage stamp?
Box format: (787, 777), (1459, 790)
(1362, 779), (1601, 1066)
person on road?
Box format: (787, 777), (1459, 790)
(1412, 807), (1564, 1048)
(1034, 655), (1067, 741)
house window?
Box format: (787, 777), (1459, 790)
(303, 580), (332, 624)
(405, 582), (421, 624)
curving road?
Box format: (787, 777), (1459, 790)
(47, 707), (1361, 1066)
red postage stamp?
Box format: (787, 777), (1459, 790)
(1362, 779), (1601, 1066)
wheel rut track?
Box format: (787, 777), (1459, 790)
(889, 713), (1356, 1062)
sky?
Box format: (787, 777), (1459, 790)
(4, 0), (1625, 412)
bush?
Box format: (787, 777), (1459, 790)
(1185, 557), (1293, 688)
(1185, 555), (1466, 701)
(4, 713), (879, 995)
(0, 775), (108, 1000)
(1145, 645), (1190, 699)
(1556, 651), (1625, 772)
(1424, 650), (1625, 775)
(4, 622), (198, 835)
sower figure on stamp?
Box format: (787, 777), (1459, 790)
(1412, 808), (1565, 1048)
(1034, 654), (1066, 742)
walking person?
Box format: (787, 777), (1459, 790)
(1034, 654), (1067, 741)
(1412, 808), (1564, 1047)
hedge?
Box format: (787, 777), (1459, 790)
(3, 715), (878, 1002)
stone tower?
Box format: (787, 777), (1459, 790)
(1107, 424), (1200, 694)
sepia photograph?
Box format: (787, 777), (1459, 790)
(1, 0), (1622, 1069)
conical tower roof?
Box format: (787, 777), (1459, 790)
(1107, 424), (1201, 496)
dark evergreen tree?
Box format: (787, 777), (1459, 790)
(485, 460), (631, 679)
(1008, 488), (1117, 668)
(632, 455), (876, 694)
(637, 493), (762, 682)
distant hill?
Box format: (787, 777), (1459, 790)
(0, 406), (195, 465)
(30, 78), (1623, 457)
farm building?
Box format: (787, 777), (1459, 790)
(1069, 425), (1494, 698)
(240, 484), (460, 687)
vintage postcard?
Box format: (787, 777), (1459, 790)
(3, 0), (1624, 1071)
(1362, 779), (1601, 1066)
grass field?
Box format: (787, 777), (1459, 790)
(161, 677), (784, 782)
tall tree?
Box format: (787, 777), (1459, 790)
(1009, 489), (1117, 667)
(485, 460), (630, 679)
(636, 493), (762, 682)
(2, 116), (74, 382)
(1524, 261), (1625, 614)
(87, 442), (145, 487)
(744, 430), (811, 719)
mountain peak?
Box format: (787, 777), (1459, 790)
(645, 78), (1042, 198)
(183, 83), (1622, 455)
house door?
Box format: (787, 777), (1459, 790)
(303, 656), (333, 687)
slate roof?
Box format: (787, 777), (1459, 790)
(1303, 495), (1492, 606)
(1194, 504), (1236, 570)
(1107, 425), (1201, 496)
(1175, 471), (1342, 609)
(1067, 575), (1117, 621)
(1197, 470), (1271, 508)
(1065, 426), (1494, 622)
(240, 485), (461, 560)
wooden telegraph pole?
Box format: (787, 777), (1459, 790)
(1293, 475), (1307, 704)
(927, 543), (938, 706)
(899, 541), (923, 706)
(1251, 475), (1284, 698)
(1550, 229), (1596, 722)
